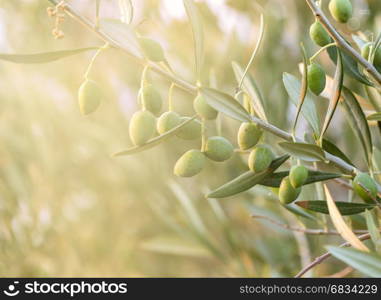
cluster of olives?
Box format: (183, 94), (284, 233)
(279, 165), (309, 205)
(307, 0), (353, 96)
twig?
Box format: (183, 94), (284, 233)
(294, 233), (371, 278)
(252, 214), (369, 235)
(46, 0), (372, 182)
(305, 0), (381, 86)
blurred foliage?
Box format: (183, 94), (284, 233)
(0, 0), (380, 277)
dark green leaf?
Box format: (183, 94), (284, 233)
(327, 246), (381, 278)
(200, 87), (251, 122)
(322, 138), (354, 166)
(341, 88), (373, 166)
(283, 73), (320, 134)
(296, 201), (375, 215)
(283, 203), (317, 221)
(367, 113), (381, 121)
(327, 45), (373, 86)
(259, 170), (342, 187)
(0, 47), (98, 64)
(207, 155), (289, 199)
(279, 142), (326, 162)
(113, 116), (197, 156)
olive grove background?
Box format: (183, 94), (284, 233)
(0, 0), (380, 277)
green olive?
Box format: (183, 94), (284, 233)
(174, 149), (205, 177)
(248, 146), (275, 173)
(329, 0), (353, 23)
(308, 63), (326, 96)
(129, 110), (156, 146)
(204, 136), (234, 162)
(279, 176), (302, 205)
(78, 79), (102, 115)
(157, 111), (181, 135)
(237, 122), (263, 150)
(193, 94), (218, 120)
(289, 165), (309, 188)
(309, 21), (331, 47)
(141, 83), (163, 115)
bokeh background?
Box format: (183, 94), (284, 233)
(0, 0), (380, 277)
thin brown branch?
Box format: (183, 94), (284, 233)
(252, 214), (369, 236)
(305, 0), (381, 86)
(294, 233), (371, 278)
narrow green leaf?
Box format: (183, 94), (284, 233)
(113, 116), (197, 156)
(259, 170), (342, 188)
(200, 87), (251, 122)
(367, 113), (381, 121)
(327, 46), (373, 86)
(327, 246), (381, 278)
(283, 73), (320, 134)
(183, 0), (204, 81)
(119, 0), (134, 24)
(99, 18), (140, 57)
(364, 210), (381, 251)
(320, 48), (344, 142)
(293, 44), (309, 133)
(279, 142), (326, 162)
(283, 203), (317, 221)
(232, 61), (267, 121)
(0, 47), (98, 64)
(341, 88), (373, 166)
(296, 201), (375, 216)
(322, 138), (354, 166)
(207, 155), (289, 199)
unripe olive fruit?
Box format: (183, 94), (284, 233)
(237, 122), (263, 150)
(174, 149), (205, 177)
(138, 36), (165, 62)
(157, 111), (181, 135)
(193, 94), (218, 120)
(309, 21), (331, 47)
(308, 63), (326, 96)
(141, 83), (163, 115)
(129, 110), (156, 146)
(78, 79), (102, 115)
(279, 176), (301, 205)
(248, 146), (275, 173)
(361, 43), (381, 72)
(352, 173), (378, 203)
(329, 0), (353, 23)
(176, 117), (201, 140)
(289, 165), (309, 188)
(204, 136), (234, 162)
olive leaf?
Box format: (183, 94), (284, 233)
(113, 116), (197, 156)
(292, 44), (309, 134)
(322, 138), (354, 166)
(259, 170), (342, 188)
(283, 203), (317, 221)
(200, 87), (251, 122)
(282, 73), (320, 134)
(183, 0), (204, 81)
(278, 142), (326, 162)
(232, 62), (267, 121)
(320, 48), (344, 143)
(207, 155), (289, 199)
(327, 247), (381, 278)
(324, 186), (369, 251)
(119, 0), (133, 24)
(367, 113), (381, 121)
(364, 210), (381, 251)
(341, 88), (373, 167)
(296, 200), (375, 216)
(327, 45), (373, 86)
(0, 47), (98, 64)
(99, 18), (141, 57)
